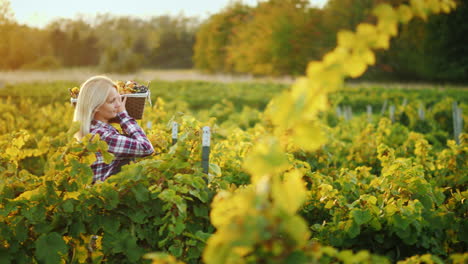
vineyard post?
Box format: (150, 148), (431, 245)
(458, 105), (464, 143)
(453, 102), (463, 144)
(202, 126), (211, 174)
(171, 121), (179, 145)
(381, 99), (388, 116)
(336, 106), (343, 118)
(389, 105), (395, 123)
(345, 106), (352, 121)
(418, 103), (425, 120)
(367, 105), (373, 123)
(402, 98), (408, 107)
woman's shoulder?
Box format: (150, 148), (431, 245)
(90, 121), (118, 136)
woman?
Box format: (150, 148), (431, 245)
(73, 76), (154, 182)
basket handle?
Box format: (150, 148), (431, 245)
(146, 81), (152, 107)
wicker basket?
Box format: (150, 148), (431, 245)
(71, 90), (151, 120)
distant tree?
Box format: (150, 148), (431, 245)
(1, 25), (51, 69)
(193, 2), (252, 73)
(49, 28), (67, 64)
(148, 16), (199, 68)
(0, 0), (14, 25)
(226, 0), (324, 75)
(82, 33), (100, 65)
(321, 0), (376, 52)
(425, 0), (468, 82)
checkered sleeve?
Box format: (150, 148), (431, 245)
(99, 111), (154, 157)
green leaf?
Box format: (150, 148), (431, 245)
(351, 209), (372, 225)
(101, 184), (119, 210)
(129, 211), (147, 224)
(123, 235), (145, 262)
(193, 205), (208, 218)
(169, 244), (183, 258)
(35, 233), (67, 264)
(102, 216), (120, 234)
(209, 163), (221, 176)
(346, 220), (361, 238)
(13, 219), (28, 242)
(195, 230), (211, 242)
(369, 218), (382, 231)
(69, 221), (85, 237)
(174, 196), (187, 214)
(102, 151), (114, 164)
(174, 218), (186, 235)
(61, 200), (74, 213)
(23, 205), (46, 222)
(132, 183), (149, 202)
(392, 214), (410, 230)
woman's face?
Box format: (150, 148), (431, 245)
(94, 88), (121, 123)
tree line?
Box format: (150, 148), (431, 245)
(0, 0), (198, 72)
(1, 0), (467, 82)
(194, 0), (468, 83)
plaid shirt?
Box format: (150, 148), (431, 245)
(89, 111), (154, 182)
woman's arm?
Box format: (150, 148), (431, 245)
(99, 111), (154, 157)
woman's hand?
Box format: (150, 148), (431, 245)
(118, 95), (127, 113)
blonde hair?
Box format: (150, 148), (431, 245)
(73, 76), (116, 140)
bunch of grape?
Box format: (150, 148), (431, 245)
(117, 81), (148, 94)
(69, 87), (80, 98)
(131, 82), (148, 93)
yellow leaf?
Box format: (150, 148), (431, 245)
(427, 0), (441, 13)
(290, 77), (311, 102)
(12, 136), (26, 148)
(304, 89), (328, 118)
(243, 138), (289, 182)
(75, 244), (88, 263)
(292, 122), (327, 152)
(343, 55), (367, 78)
(322, 47), (348, 67)
(361, 49), (376, 65)
(5, 147), (20, 158)
(272, 170), (306, 214)
(210, 188), (254, 228)
(232, 246), (251, 257)
(306, 61), (324, 78)
(356, 23), (378, 45)
(290, 77), (330, 120)
(319, 184), (334, 197)
(410, 0), (428, 20)
(282, 215), (310, 246)
(385, 203), (399, 216)
(368, 196), (377, 205)
(378, 21), (398, 37)
(82, 153), (97, 165)
(398, 5), (414, 23)
(375, 33), (390, 50)
(337, 30), (356, 49)
(267, 92), (296, 128)
(373, 4), (398, 22)
(63, 191), (81, 200)
(316, 69), (344, 92)
(14, 187), (43, 201)
(325, 200), (335, 209)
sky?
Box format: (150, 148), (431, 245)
(10, 0), (328, 28)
